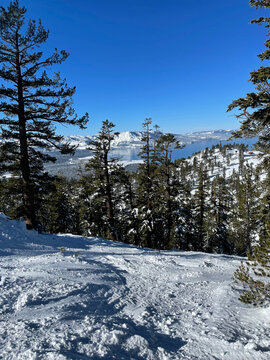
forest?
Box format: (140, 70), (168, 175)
(0, 121), (268, 258)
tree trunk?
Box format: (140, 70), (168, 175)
(104, 150), (117, 241)
(16, 31), (35, 230)
(165, 155), (172, 248)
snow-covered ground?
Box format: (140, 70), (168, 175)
(188, 148), (264, 179)
(0, 214), (269, 360)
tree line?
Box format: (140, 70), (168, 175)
(1, 117), (267, 258)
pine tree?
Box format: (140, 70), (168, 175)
(227, 0), (270, 306)
(138, 118), (153, 210)
(233, 223), (270, 306)
(204, 175), (231, 254)
(154, 133), (183, 249)
(229, 164), (259, 255)
(115, 169), (140, 245)
(39, 177), (80, 234)
(78, 171), (106, 238)
(193, 163), (209, 251)
(227, 0), (270, 158)
(0, 1), (88, 229)
(233, 165), (270, 306)
(81, 120), (121, 241)
(174, 162), (197, 251)
(137, 118), (155, 248)
(238, 144), (245, 176)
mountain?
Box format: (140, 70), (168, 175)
(1, 129), (256, 178)
(63, 129), (234, 150)
(0, 213), (269, 359)
(181, 129), (233, 141)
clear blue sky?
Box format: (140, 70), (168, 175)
(2, 0), (268, 135)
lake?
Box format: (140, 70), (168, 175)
(45, 137), (258, 177)
(109, 137), (257, 162)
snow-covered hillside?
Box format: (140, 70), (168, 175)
(188, 147), (264, 179)
(0, 214), (269, 359)
(184, 129), (233, 141)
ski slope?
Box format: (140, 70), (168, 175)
(0, 214), (269, 359)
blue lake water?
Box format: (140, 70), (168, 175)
(109, 137), (258, 162)
(45, 137), (258, 177)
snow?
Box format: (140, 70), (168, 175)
(188, 148), (264, 180)
(0, 214), (269, 359)
(58, 130), (234, 151)
(119, 159), (144, 167)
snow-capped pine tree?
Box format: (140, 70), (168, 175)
(78, 171), (106, 238)
(233, 165), (269, 306)
(137, 118), (155, 248)
(82, 120), (120, 241)
(228, 164), (259, 255)
(229, 0), (270, 306)
(204, 175), (231, 254)
(193, 164), (209, 251)
(174, 162), (197, 251)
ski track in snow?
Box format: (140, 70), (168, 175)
(0, 215), (269, 359)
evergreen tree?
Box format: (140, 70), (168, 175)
(204, 175), (231, 254)
(233, 220), (270, 306)
(138, 118), (153, 210)
(137, 118), (155, 248)
(39, 177), (80, 234)
(115, 169), (140, 245)
(233, 165), (270, 306)
(81, 120), (120, 241)
(238, 145), (245, 175)
(0, 175), (23, 217)
(227, 0), (270, 306)
(174, 169), (197, 251)
(229, 164), (259, 255)
(0, 1), (88, 229)
(78, 171), (106, 238)
(193, 164), (209, 251)
(227, 0), (270, 157)
(154, 134), (182, 249)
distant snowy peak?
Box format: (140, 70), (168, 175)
(64, 130), (234, 150)
(63, 132), (147, 150)
(0, 130), (234, 149)
(111, 131), (146, 148)
(65, 135), (93, 150)
(184, 129), (233, 139)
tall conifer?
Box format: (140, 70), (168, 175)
(137, 118), (155, 248)
(227, 0), (270, 157)
(83, 120), (120, 241)
(154, 134), (182, 248)
(0, 1), (88, 229)
(229, 0), (270, 305)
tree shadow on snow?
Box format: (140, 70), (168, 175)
(38, 258), (187, 359)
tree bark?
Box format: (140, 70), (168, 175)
(104, 150), (117, 241)
(15, 31), (35, 229)
(165, 152), (172, 248)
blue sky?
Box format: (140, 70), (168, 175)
(2, 0), (268, 135)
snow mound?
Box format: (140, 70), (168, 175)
(0, 214), (269, 359)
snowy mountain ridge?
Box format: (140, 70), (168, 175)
(65, 129), (234, 150)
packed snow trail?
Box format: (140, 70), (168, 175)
(0, 214), (269, 359)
